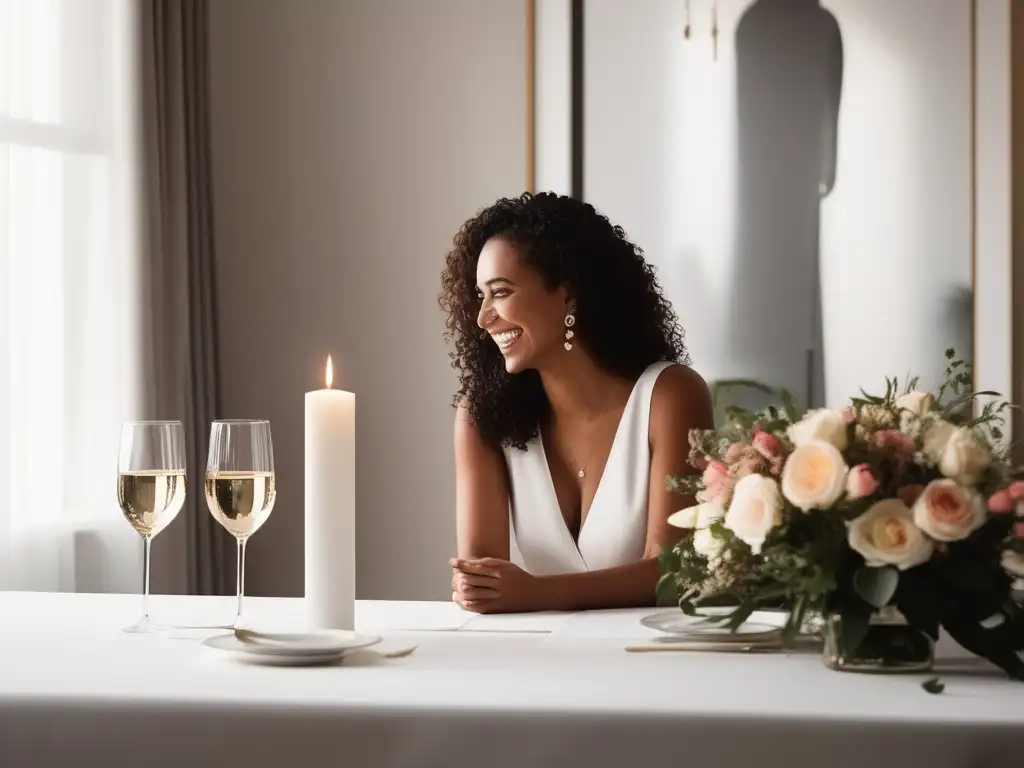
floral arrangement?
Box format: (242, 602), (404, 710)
(658, 350), (1024, 679)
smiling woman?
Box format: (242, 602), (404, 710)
(438, 192), (715, 614)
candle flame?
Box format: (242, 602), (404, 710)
(325, 355), (334, 389)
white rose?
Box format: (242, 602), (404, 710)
(896, 391), (934, 416)
(1001, 550), (1024, 578)
(781, 440), (849, 511)
(724, 474), (782, 554)
(788, 408), (848, 451)
(938, 428), (991, 486)
(922, 419), (956, 463)
(912, 479), (986, 542)
(848, 499), (934, 570)
(896, 391), (934, 431)
(692, 528), (725, 560)
(691, 503), (725, 560)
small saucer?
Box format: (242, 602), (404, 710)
(202, 629), (381, 665)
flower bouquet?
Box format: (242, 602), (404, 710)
(658, 350), (1024, 678)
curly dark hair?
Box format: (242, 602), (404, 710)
(439, 192), (691, 451)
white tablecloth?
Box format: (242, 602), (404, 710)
(1, 592), (1022, 767)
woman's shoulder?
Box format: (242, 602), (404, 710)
(648, 362), (715, 435)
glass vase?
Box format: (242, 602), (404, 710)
(822, 606), (934, 673)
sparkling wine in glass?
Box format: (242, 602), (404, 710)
(205, 420), (276, 629)
(117, 420), (187, 633)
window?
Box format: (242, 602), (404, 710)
(0, 0), (142, 591)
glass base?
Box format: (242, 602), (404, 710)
(823, 609), (934, 674)
(122, 617), (165, 635)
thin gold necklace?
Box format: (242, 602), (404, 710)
(551, 389), (615, 479)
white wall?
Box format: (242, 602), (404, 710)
(819, 0), (972, 404)
(209, 0), (527, 599)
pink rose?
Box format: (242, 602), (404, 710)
(698, 459), (732, 505)
(1008, 481), (1024, 501)
(692, 456), (709, 471)
(841, 405), (856, 423)
(987, 490), (1014, 514)
(724, 442), (745, 464)
(752, 431), (783, 460)
(897, 484), (926, 507)
(870, 429), (916, 455)
(846, 464), (879, 500)
(912, 480), (986, 542)
(1015, 522), (1024, 539)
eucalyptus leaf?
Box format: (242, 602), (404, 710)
(656, 573), (679, 606)
(725, 600), (757, 631)
(780, 388), (800, 421)
(839, 606), (871, 656)
(853, 566), (899, 609)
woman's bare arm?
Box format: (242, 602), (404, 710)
(454, 403), (511, 560)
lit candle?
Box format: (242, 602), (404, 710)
(304, 354), (355, 631)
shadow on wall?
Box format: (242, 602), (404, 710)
(723, 0), (843, 414)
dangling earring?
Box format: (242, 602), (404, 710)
(563, 311), (576, 351)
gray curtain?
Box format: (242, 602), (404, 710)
(139, 0), (230, 595)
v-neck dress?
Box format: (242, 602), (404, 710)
(502, 361), (677, 575)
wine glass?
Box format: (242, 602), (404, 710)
(117, 420), (187, 633)
(205, 420), (276, 629)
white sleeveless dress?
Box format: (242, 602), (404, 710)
(502, 361), (677, 575)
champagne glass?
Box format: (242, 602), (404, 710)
(117, 420), (187, 633)
(205, 420), (276, 629)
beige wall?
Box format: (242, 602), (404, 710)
(208, 0), (527, 599)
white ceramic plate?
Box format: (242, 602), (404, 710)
(202, 629), (382, 663)
(640, 610), (783, 642)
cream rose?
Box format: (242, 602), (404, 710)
(781, 440), (849, 511)
(692, 503), (725, 559)
(788, 408), (848, 451)
(847, 499), (934, 570)
(1001, 549), (1024, 578)
(937, 428), (991, 486)
(724, 474), (782, 554)
(912, 479), (986, 542)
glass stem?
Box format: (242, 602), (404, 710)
(235, 537), (247, 627)
(141, 535), (152, 624)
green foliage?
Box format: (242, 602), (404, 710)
(853, 566), (899, 609)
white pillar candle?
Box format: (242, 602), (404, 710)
(304, 355), (355, 631)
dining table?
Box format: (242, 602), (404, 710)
(1, 590), (1022, 767)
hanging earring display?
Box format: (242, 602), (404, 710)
(564, 312), (576, 351)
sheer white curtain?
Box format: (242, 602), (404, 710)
(0, 0), (144, 592)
